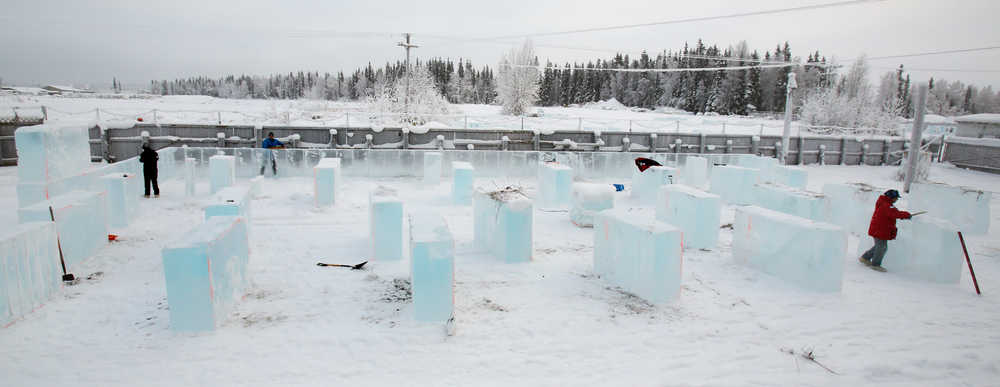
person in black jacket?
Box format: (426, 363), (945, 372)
(139, 143), (160, 197)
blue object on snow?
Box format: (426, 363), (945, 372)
(613, 184), (625, 192)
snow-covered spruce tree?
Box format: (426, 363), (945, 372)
(368, 64), (451, 126)
(496, 40), (540, 116)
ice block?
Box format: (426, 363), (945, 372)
(570, 183), (615, 227)
(752, 183), (825, 221)
(423, 152), (443, 185)
(593, 209), (683, 304)
(473, 189), (533, 263)
(821, 183), (882, 235)
(681, 156), (709, 189)
(408, 213), (454, 322)
(909, 182), (990, 235)
(538, 162), (573, 210)
(710, 165), (759, 205)
(313, 158), (342, 207)
(101, 173), (140, 229)
(452, 162), (475, 205)
(0, 222), (62, 327)
(209, 155), (235, 194)
(656, 184), (721, 249)
(370, 187), (404, 261)
(856, 216), (964, 283)
(17, 191), (109, 269)
(631, 165), (677, 206)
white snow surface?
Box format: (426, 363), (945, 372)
(955, 113), (1000, 125)
(1, 162), (1000, 385)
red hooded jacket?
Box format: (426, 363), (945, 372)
(867, 195), (911, 240)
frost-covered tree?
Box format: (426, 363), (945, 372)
(496, 40), (540, 115)
(368, 64), (450, 125)
(799, 56), (898, 132)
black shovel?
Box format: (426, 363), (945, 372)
(316, 261), (368, 270)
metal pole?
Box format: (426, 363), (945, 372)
(904, 85), (928, 193)
(780, 72), (797, 164)
(958, 231), (982, 295)
(397, 33), (419, 118)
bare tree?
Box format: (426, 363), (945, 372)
(496, 40), (540, 116)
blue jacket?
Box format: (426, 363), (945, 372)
(262, 138), (284, 149)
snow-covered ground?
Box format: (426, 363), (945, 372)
(1, 93), (860, 137)
(1, 161), (998, 386)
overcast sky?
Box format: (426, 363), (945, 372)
(1, 0), (998, 90)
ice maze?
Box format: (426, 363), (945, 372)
(752, 183), (825, 221)
(680, 156), (708, 189)
(209, 155), (236, 194)
(369, 187), (404, 261)
(593, 210), (683, 304)
(473, 189), (533, 263)
(856, 216), (965, 283)
(162, 216), (250, 331)
(909, 182), (991, 235)
(409, 213), (455, 322)
(102, 173), (141, 229)
(710, 165), (759, 205)
(18, 191), (109, 269)
(733, 206), (846, 292)
(656, 184), (721, 250)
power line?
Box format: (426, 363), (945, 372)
(478, 0), (892, 40)
(874, 66), (1000, 73)
(500, 62), (796, 73)
(868, 45), (1000, 60)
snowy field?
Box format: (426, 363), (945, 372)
(2, 93), (854, 137)
(1, 160), (998, 386)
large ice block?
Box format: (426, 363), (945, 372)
(451, 162), (476, 205)
(909, 182), (990, 235)
(14, 123), (91, 184)
(184, 157), (196, 197)
(313, 158), (342, 207)
(161, 216), (250, 331)
(730, 155), (778, 183)
(656, 184), (721, 249)
(570, 183), (615, 227)
(473, 189), (533, 263)
(101, 173), (140, 229)
(732, 206), (846, 292)
(408, 213), (454, 322)
(369, 187), (403, 261)
(593, 209), (683, 304)
(538, 162), (573, 209)
(710, 166), (760, 205)
(17, 191), (109, 269)
(680, 156), (709, 189)
(423, 152), (443, 185)
(821, 183), (882, 235)
(209, 155), (236, 194)
(204, 185), (253, 229)
(0, 222), (62, 327)
(752, 183), (825, 221)
(249, 176), (264, 199)
(631, 165), (677, 205)
(771, 166), (808, 189)
(856, 216), (964, 283)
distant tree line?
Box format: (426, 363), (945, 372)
(150, 38), (1000, 117)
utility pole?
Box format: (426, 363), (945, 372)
(397, 33), (419, 116)
(904, 84), (928, 193)
(780, 72), (798, 164)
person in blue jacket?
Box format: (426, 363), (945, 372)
(260, 132), (285, 176)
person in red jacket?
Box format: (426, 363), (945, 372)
(859, 189), (912, 272)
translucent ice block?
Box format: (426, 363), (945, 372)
(209, 155), (235, 194)
(185, 157), (196, 197)
(14, 123), (91, 184)
(680, 156), (709, 189)
(730, 155), (778, 183)
(473, 189), (533, 263)
(570, 183), (615, 227)
(249, 176), (264, 199)
(313, 158), (342, 207)
(752, 183), (825, 221)
(656, 184), (721, 249)
(204, 185), (253, 227)
(423, 152), (443, 185)
(101, 173), (140, 229)
(856, 216), (963, 283)
(710, 166), (760, 205)
(821, 183), (881, 235)
(909, 182), (991, 235)
(538, 162), (573, 210)
(593, 209), (683, 304)
(631, 165), (677, 206)
(732, 206), (846, 292)
(162, 216), (249, 331)
(0, 222), (62, 327)
(18, 191), (109, 269)
(370, 187), (403, 261)
(408, 213), (454, 322)
(452, 162), (475, 205)
(771, 166), (808, 189)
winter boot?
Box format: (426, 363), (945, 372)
(858, 257), (872, 266)
(870, 265), (887, 272)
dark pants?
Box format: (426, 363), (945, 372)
(260, 159), (277, 175)
(862, 238), (888, 266)
(144, 168), (160, 196)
